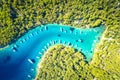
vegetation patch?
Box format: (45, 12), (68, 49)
(36, 44), (120, 80)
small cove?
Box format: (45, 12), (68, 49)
(0, 24), (105, 80)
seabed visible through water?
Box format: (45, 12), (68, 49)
(0, 24), (105, 80)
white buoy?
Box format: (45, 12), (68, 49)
(55, 40), (57, 44)
(44, 26), (48, 30)
(44, 46), (47, 49)
(36, 56), (40, 59)
(40, 29), (42, 31)
(52, 41), (55, 44)
(30, 33), (33, 36)
(79, 48), (82, 51)
(28, 35), (30, 39)
(27, 75), (31, 78)
(78, 39), (83, 42)
(94, 29), (98, 32)
(14, 45), (17, 48)
(22, 39), (25, 42)
(20, 39), (24, 43)
(20, 41), (22, 44)
(94, 40), (97, 43)
(31, 68), (34, 71)
(28, 59), (33, 64)
(91, 48), (93, 51)
(50, 41), (53, 44)
(60, 27), (63, 32)
(71, 44), (73, 47)
(39, 52), (42, 54)
(70, 31), (72, 34)
(42, 49), (45, 51)
(44, 26), (46, 30)
(47, 43), (50, 46)
(13, 49), (16, 52)
(12, 46), (17, 52)
(67, 42), (70, 45)
(64, 30), (66, 33)
(63, 41), (66, 44)
(58, 40), (61, 43)
(80, 31), (82, 34)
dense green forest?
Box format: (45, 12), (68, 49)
(0, 0), (119, 46)
(36, 45), (120, 80)
(0, 0), (120, 80)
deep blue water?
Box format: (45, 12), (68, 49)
(0, 24), (104, 80)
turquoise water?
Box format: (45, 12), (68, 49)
(0, 24), (104, 80)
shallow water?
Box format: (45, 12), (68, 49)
(0, 24), (104, 80)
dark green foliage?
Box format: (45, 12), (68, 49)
(90, 19), (101, 27)
(36, 45), (89, 80)
(36, 44), (120, 80)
